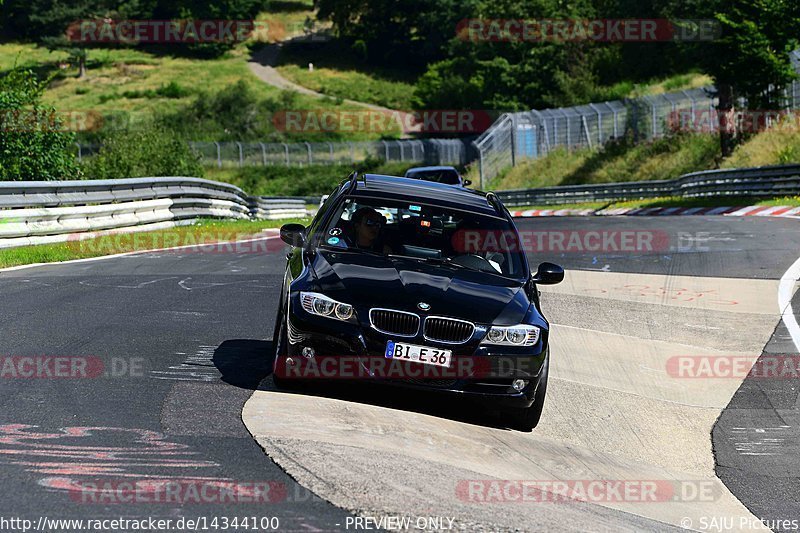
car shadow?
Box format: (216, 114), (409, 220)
(258, 360), (519, 432)
(213, 339), (273, 390)
(213, 338), (526, 431)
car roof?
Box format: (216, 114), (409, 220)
(347, 174), (499, 216)
(405, 166), (459, 173)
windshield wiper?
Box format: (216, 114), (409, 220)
(388, 254), (477, 270)
(320, 244), (383, 256)
(388, 253), (444, 264)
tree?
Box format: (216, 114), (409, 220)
(0, 67), (81, 180)
(5, 0), (110, 78)
(316, 0), (482, 66)
(84, 125), (204, 180)
(667, 0), (800, 156)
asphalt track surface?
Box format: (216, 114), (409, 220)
(0, 215), (797, 532)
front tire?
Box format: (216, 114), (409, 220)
(508, 354), (548, 431)
(271, 300), (307, 390)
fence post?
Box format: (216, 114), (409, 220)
(589, 103), (602, 145)
(305, 142), (313, 165)
(531, 110), (549, 156)
(581, 116), (592, 149)
(214, 142), (222, 168)
(282, 143), (290, 165)
(399, 141), (405, 162)
(382, 140), (389, 161)
(349, 142), (355, 163)
(603, 103), (618, 139)
(474, 142), (485, 190)
(259, 143), (267, 166)
(236, 142), (244, 167)
(651, 98), (657, 139)
(329, 142), (334, 163)
(682, 90), (696, 116)
(551, 114), (558, 148)
(509, 114), (517, 167)
(75, 142), (82, 162)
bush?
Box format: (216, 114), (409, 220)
(156, 80), (283, 142)
(0, 67), (81, 180)
(83, 125), (204, 180)
(120, 82), (191, 100)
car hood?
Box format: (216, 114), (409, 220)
(311, 250), (529, 324)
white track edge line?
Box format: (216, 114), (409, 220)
(779, 255), (800, 353)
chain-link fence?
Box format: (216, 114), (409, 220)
(473, 72), (800, 188)
(75, 139), (472, 168)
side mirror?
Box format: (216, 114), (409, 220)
(531, 262), (564, 285)
(280, 223), (306, 247)
(462, 179), (472, 187)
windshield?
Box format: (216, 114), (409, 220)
(406, 169), (461, 185)
(319, 196), (526, 278)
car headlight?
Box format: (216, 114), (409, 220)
(300, 292), (355, 322)
(482, 324), (540, 346)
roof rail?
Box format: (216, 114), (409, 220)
(347, 171), (359, 193)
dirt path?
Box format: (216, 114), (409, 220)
(247, 40), (400, 114)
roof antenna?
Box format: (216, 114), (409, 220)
(486, 191), (506, 217)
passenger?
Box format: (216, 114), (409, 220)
(351, 207), (392, 254)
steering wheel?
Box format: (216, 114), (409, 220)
(449, 253), (495, 271)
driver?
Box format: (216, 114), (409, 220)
(351, 207), (392, 254)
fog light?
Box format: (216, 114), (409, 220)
(302, 347), (315, 359)
(512, 379), (528, 392)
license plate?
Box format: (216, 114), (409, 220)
(385, 341), (452, 368)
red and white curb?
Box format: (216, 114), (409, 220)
(509, 206), (800, 218)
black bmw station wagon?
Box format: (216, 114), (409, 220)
(273, 174), (564, 430)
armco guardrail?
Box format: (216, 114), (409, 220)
(0, 177), (308, 249)
(494, 164), (800, 206)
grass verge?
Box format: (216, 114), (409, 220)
(0, 42), (376, 137)
(0, 217), (309, 269)
(489, 132), (720, 190)
(275, 41), (418, 110)
(490, 124), (800, 193)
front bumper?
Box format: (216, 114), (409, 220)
(277, 303), (548, 409)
